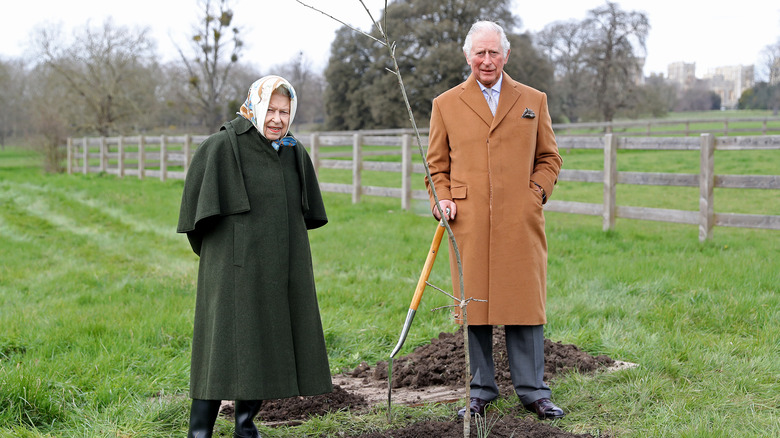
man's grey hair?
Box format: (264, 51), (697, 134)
(462, 21), (510, 56)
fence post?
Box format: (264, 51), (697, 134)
(352, 132), (363, 204)
(118, 136), (125, 178)
(99, 137), (108, 173)
(699, 134), (715, 242)
(160, 135), (167, 181)
(310, 133), (320, 175)
(67, 138), (73, 175)
(82, 137), (88, 175)
(603, 133), (617, 231)
(401, 133), (412, 210)
(138, 136), (146, 180)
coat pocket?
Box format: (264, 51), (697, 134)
(451, 185), (467, 199)
(233, 222), (246, 267)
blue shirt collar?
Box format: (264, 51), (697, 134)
(477, 73), (503, 95)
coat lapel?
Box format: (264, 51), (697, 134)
(459, 75), (493, 127)
(458, 73), (523, 132)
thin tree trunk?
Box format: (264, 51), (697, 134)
(295, 2), (473, 435)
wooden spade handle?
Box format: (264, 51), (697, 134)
(409, 222), (446, 310)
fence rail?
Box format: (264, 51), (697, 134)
(66, 128), (780, 241)
(553, 116), (780, 137)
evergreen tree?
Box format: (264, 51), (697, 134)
(324, 26), (374, 130)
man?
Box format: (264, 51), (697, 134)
(425, 21), (564, 420)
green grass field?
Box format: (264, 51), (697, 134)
(0, 146), (778, 437)
(554, 109), (780, 136)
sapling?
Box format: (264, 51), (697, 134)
(295, 1), (480, 436)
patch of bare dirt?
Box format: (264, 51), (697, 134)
(243, 326), (625, 437)
(347, 415), (595, 438)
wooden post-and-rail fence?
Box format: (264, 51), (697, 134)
(66, 130), (780, 242)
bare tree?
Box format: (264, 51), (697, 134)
(582, 1), (649, 122)
(221, 61), (265, 120)
(154, 60), (261, 133)
(23, 64), (70, 172)
(536, 20), (592, 122)
(176, 0), (243, 133)
(35, 19), (159, 136)
(759, 39), (780, 114)
(759, 38), (780, 84)
(0, 58), (31, 149)
(276, 51), (326, 128)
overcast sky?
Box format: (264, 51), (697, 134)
(3, 0), (779, 79)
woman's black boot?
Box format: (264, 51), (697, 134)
(187, 399), (221, 438)
(234, 400), (263, 438)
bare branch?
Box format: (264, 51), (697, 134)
(383, 0), (388, 43)
(430, 304), (460, 312)
(295, 1), (385, 46)
(430, 296), (487, 313)
(425, 281), (457, 301)
(357, 0), (382, 35)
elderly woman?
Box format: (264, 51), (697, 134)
(177, 76), (331, 438)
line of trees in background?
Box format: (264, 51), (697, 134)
(324, 0), (658, 129)
(0, 0), (325, 169)
(1, 0), (779, 169)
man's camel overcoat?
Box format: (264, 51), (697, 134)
(426, 73), (562, 326)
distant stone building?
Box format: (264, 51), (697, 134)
(665, 62), (755, 109)
(703, 65), (755, 109)
(667, 61), (697, 89)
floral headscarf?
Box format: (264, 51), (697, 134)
(238, 75), (298, 140)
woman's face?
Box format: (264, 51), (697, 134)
(264, 92), (291, 140)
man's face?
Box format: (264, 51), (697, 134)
(465, 30), (509, 88)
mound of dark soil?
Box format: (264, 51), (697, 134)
(351, 326), (614, 395)
(251, 384), (367, 423)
